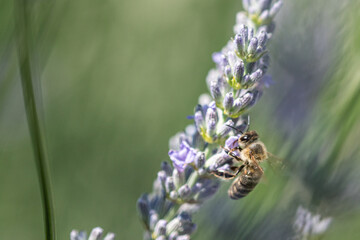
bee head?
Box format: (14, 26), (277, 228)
(239, 130), (259, 147)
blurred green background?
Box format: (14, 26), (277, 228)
(1, 0), (360, 239)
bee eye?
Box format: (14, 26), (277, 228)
(241, 135), (249, 141)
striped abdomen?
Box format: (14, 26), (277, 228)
(228, 167), (262, 200)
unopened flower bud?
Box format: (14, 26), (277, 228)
(259, 10), (270, 22)
(234, 34), (244, 54)
(149, 210), (159, 229)
(89, 227), (103, 240)
(176, 235), (191, 240)
(170, 190), (178, 199)
(217, 120), (234, 138)
(270, 1), (283, 18)
(104, 233), (115, 240)
(250, 69), (263, 83)
(137, 194), (150, 227)
(248, 37), (258, 55)
(154, 220), (167, 237)
(157, 171), (167, 184)
(161, 161), (173, 176)
(194, 152), (205, 169)
(225, 65), (233, 80)
(258, 30), (268, 48)
(210, 81), (222, 103)
(165, 177), (175, 193)
(233, 61), (244, 83)
(178, 184), (191, 199)
(223, 92), (234, 112)
(173, 169), (185, 189)
(168, 232), (178, 240)
(239, 25), (248, 44)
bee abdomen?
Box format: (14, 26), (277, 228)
(228, 173), (261, 200)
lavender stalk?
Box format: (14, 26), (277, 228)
(137, 1), (283, 239)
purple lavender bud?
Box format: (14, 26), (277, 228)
(150, 193), (167, 217)
(233, 61), (244, 83)
(194, 152), (205, 169)
(259, 10), (270, 22)
(207, 153), (232, 171)
(208, 100), (217, 110)
(205, 106), (217, 123)
(137, 194), (150, 227)
(258, 30), (268, 48)
(232, 92), (253, 113)
(239, 25), (248, 45)
(205, 107), (217, 136)
(161, 161), (173, 176)
(227, 51), (237, 68)
(196, 180), (220, 202)
(157, 171), (167, 184)
(194, 111), (204, 131)
(154, 220), (167, 237)
(170, 190), (178, 199)
(270, 1), (283, 18)
(259, 54), (270, 72)
(211, 52), (222, 65)
(232, 98), (244, 113)
(176, 235), (191, 240)
(242, 0), (250, 11)
(248, 90), (262, 108)
(173, 168), (185, 188)
(104, 233), (115, 240)
(250, 69), (263, 83)
(248, 28), (254, 40)
(149, 210), (159, 230)
(225, 136), (239, 149)
(198, 93), (212, 106)
(234, 34), (244, 54)
(70, 230), (86, 240)
(70, 230), (79, 240)
(217, 120), (234, 138)
(259, 0), (272, 11)
(223, 92), (234, 112)
(225, 65), (233, 80)
(255, 46), (265, 59)
(210, 81), (222, 103)
(165, 177), (175, 193)
(241, 74), (250, 86)
(239, 92), (254, 107)
(178, 184), (191, 199)
(177, 212), (197, 235)
(89, 227), (103, 240)
(206, 119), (217, 137)
(197, 168), (206, 176)
(248, 37), (258, 55)
(169, 232), (179, 240)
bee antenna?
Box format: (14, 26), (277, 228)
(245, 115), (250, 132)
(226, 124), (243, 134)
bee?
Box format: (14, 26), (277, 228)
(212, 129), (268, 200)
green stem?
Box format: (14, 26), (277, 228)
(14, 1), (56, 240)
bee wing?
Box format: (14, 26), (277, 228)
(266, 151), (286, 172)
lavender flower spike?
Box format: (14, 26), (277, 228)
(137, 0), (283, 239)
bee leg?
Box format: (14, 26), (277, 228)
(211, 170), (237, 180)
(211, 165), (244, 180)
(221, 146), (244, 162)
(251, 156), (264, 174)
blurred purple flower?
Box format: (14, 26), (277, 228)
(168, 141), (197, 172)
